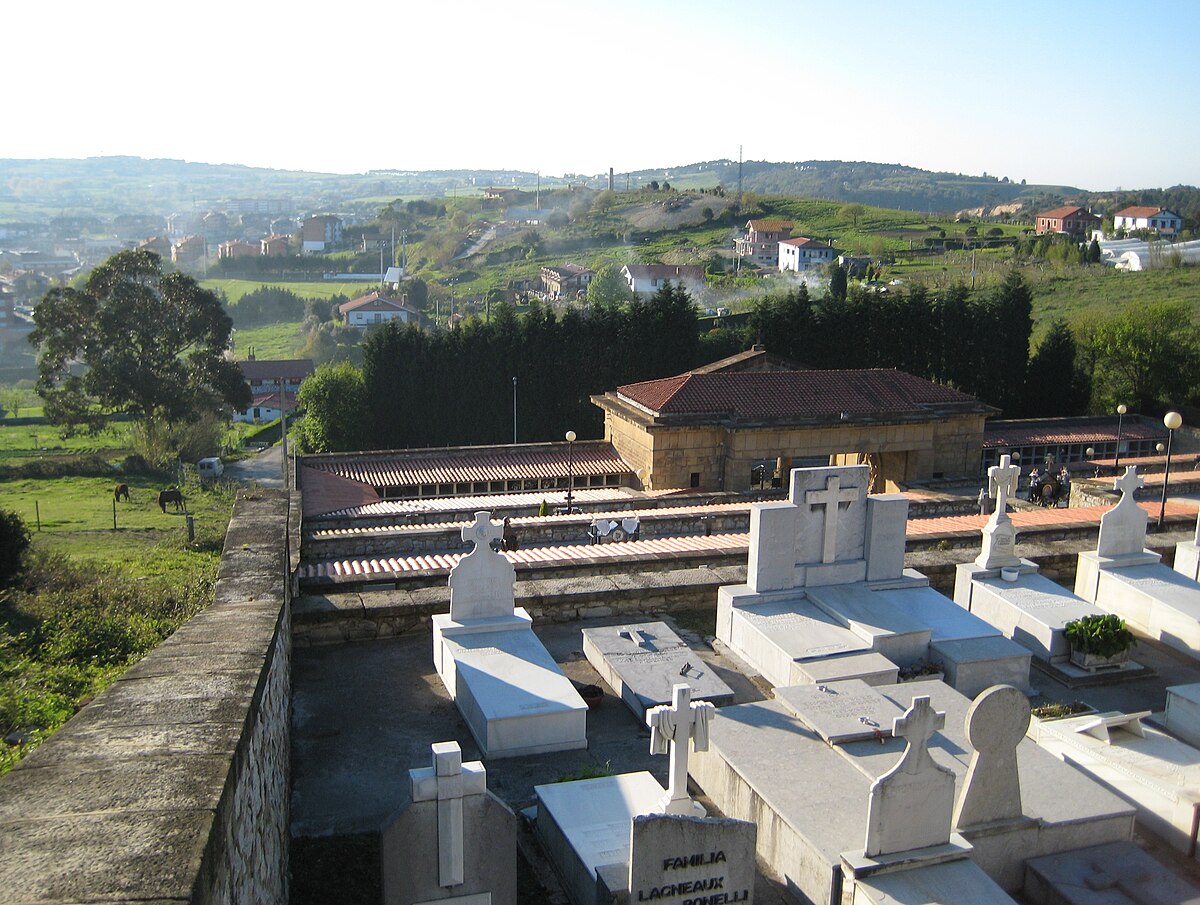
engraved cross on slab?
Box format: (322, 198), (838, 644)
(409, 741), (487, 888)
(806, 475), (859, 564)
(646, 684), (715, 816)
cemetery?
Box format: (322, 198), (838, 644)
(9, 455), (1200, 905)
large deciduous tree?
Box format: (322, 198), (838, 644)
(294, 361), (369, 453)
(29, 249), (249, 438)
(1081, 301), (1200, 412)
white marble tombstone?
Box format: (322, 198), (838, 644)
(432, 512), (587, 758)
(953, 685), (1029, 830)
(863, 696), (958, 857)
(646, 684), (715, 816)
(976, 455), (1022, 571)
(381, 741), (517, 905)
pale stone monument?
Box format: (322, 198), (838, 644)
(1173, 508), (1200, 581)
(717, 464), (1030, 698)
(432, 511), (587, 758)
(381, 741), (517, 905)
(953, 685), (1029, 830)
(863, 696), (957, 857)
(618, 814), (757, 905)
(976, 455), (1021, 570)
(581, 622), (734, 719)
(646, 684), (715, 816)
(1075, 467), (1200, 660)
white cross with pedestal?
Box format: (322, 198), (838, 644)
(645, 684), (715, 816)
(462, 510), (503, 551)
(806, 475), (859, 564)
(1114, 465), (1144, 501)
(987, 454), (1020, 519)
(409, 741), (487, 888)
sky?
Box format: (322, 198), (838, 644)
(6, 0), (1197, 191)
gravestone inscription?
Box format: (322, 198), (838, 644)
(627, 814), (756, 905)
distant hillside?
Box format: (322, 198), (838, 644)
(0, 156), (1195, 226)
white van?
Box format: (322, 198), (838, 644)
(198, 457), (224, 479)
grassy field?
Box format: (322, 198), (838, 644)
(230, 321), (309, 360)
(202, 278), (376, 305)
(0, 421), (132, 460)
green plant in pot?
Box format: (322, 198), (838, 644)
(1063, 614), (1136, 670)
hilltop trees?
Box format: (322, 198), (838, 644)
(29, 249), (249, 442)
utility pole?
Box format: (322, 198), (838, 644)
(512, 376), (518, 444)
(737, 144), (744, 211)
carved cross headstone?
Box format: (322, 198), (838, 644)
(1097, 466), (1148, 557)
(987, 455), (1020, 518)
(977, 454), (1022, 570)
(409, 741), (487, 889)
(646, 684), (715, 816)
(863, 696), (956, 857)
(954, 685), (1029, 829)
(806, 475), (859, 564)
(448, 511), (517, 621)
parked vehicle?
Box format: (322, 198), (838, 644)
(198, 457), (224, 479)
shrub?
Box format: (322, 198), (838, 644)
(0, 510), (30, 586)
(1063, 614), (1136, 658)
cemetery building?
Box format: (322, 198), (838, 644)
(592, 365), (996, 492)
(982, 414), (1167, 472)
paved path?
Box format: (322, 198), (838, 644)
(223, 443), (287, 489)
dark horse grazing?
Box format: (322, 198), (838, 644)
(158, 487), (184, 513)
(113, 483), (130, 502)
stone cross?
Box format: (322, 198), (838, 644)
(864, 696), (956, 857)
(646, 684), (715, 816)
(987, 455), (1020, 518)
(806, 475), (859, 564)
(409, 741), (487, 889)
(1097, 466), (1148, 557)
(462, 510), (503, 550)
(954, 685), (1028, 829)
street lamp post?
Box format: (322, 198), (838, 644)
(1158, 411), (1183, 531)
(565, 430), (577, 513)
(1114, 404), (1128, 470)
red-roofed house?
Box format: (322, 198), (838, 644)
(300, 214), (343, 253)
(233, 357), (315, 423)
(217, 240), (260, 260)
(620, 264), (705, 298)
(339, 291), (420, 328)
(261, 234), (290, 257)
(735, 219), (794, 267)
(591, 362), (995, 491)
(1113, 206), (1183, 235)
(1035, 206), (1100, 236)
(540, 263), (594, 299)
(778, 237), (836, 273)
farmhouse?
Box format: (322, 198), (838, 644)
(1034, 206), (1100, 236)
(339, 291), (420, 328)
(778, 236), (836, 272)
(1113, 206), (1183, 235)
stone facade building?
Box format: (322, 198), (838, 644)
(591, 360), (995, 493)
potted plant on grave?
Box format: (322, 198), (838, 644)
(1063, 614), (1136, 670)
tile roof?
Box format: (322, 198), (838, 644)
(984, 417), (1164, 448)
(746, 219), (793, 232)
(780, 237), (833, 248)
(1037, 206), (1094, 220)
(238, 359), (314, 382)
(339, 291), (414, 314)
(616, 370), (985, 420)
(1115, 206), (1174, 219)
(302, 441), (633, 489)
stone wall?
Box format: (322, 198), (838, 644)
(0, 490), (295, 905)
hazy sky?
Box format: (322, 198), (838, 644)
(7, 0), (1196, 190)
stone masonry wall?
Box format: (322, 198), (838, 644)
(0, 490), (294, 905)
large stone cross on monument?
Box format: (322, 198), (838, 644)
(1097, 466), (1149, 557)
(448, 510), (517, 621)
(864, 696), (956, 857)
(806, 474), (860, 564)
(646, 683), (715, 816)
(976, 454), (1022, 570)
(409, 741), (488, 888)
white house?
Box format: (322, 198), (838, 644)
(233, 357), (314, 423)
(339, 291), (420, 328)
(778, 237), (836, 273)
(1113, 206), (1183, 236)
(620, 264), (705, 298)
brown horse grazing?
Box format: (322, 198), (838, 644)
(114, 483), (130, 502)
(158, 487), (184, 513)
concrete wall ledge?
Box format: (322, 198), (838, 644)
(0, 491), (294, 905)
